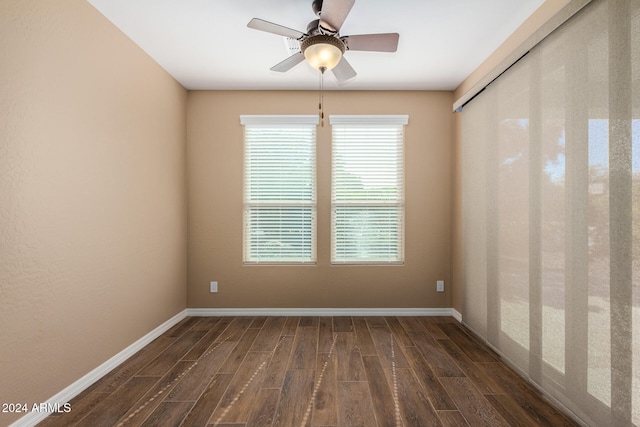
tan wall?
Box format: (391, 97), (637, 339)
(187, 90), (453, 309)
(0, 1), (187, 423)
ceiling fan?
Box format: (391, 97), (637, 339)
(247, 0), (399, 83)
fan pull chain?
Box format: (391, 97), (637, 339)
(319, 67), (326, 127)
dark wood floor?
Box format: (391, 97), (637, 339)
(38, 316), (576, 427)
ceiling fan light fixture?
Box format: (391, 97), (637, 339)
(301, 35), (345, 71)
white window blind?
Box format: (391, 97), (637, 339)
(330, 115), (408, 264)
(241, 115), (318, 264)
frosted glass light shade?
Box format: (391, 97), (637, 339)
(301, 35), (345, 71)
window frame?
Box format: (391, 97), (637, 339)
(240, 115), (318, 265)
(330, 115), (408, 265)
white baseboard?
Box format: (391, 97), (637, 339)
(452, 308), (463, 322)
(186, 307), (457, 317)
(10, 310), (187, 427)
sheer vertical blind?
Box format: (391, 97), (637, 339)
(241, 115), (318, 264)
(330, 115), (407, 264)
(460, 0), (639, 425)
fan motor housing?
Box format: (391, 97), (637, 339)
(307, 18), (341, 37)
(307, 19), (321, 35)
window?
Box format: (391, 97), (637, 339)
(241, 115), (318, 264)
(330, 115), (408, 264)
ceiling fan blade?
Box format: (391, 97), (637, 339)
(319, 0), (355, 32)
(343, 33), (399, 52)
(270, 52), (305, 72)
(247, 18), (305, 39)
(331, 57), (357, 83)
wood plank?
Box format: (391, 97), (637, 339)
(262, 335), (294, 389)
(299, 316), (320, 326)
(419, 317), (449, 339)
(191, 316), (225, 331)
(74, 376), (159, 427)
(477, 362), (577, 426)
(385, 316), (414, 347)
(332, 316), (354, 332)
(165, 317), (202, 337)
(36, 392), (110, 427)
(334, 332), (365, 382)
(437, 339), (501, 394)
(438, 323), (497, 362)
(437, 410), (470, 427)
(63, 375), (103, 405)
(337, 382), (378, 427)
(272, 370), (315, 427)
(182, 320), (234, 361)
(289, 326), (318, 370)
(180, 373), (233, 427)
(397, 316), (427, 331)
(318, 316), (334, 353)
(362, 355), (397, 427)
(246, 388), (279, 427)
(369, 326), (410, 369)
(140, 401), (193, 427)
(250, 317), (267, 328)
(405, 330), (464, 378)
(364, 316), (388, 328)
(403, 346), (457, 410)
(395, 368), (442, 426)
(210, 351), (272, 424)
(138, 330), (206, 376)
(430, 316), (459, 324)
(353, 317), (377, 356)
(115, 361), (193, 425)
(218, 327), (260, 373)
(224, 317), (256, 341)
(92, 336), (175, 393)
(165, 340), (236, 401)
(250, 316), (287, 352)
(485, 394), (540, 427)
(439, 377), (509, 427)
(282, 316), (300, 335)
(312, 353), (338, 426)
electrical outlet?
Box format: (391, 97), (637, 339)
(437, 280), (444, 292)
(210, 281), (218, 293)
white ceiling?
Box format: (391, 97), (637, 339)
(87, 0), (544, 91)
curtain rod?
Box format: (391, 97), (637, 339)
(453, 0), (593, 113)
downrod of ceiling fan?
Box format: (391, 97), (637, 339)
(311, 0), (324, 17)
